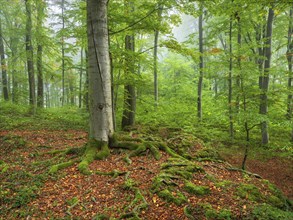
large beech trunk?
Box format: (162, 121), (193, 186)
(87, 0), (114, 142)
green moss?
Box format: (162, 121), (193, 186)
(184, 181), (210, 195)
(116, 141), (140, 150)
(96, 142), (110, 160)
(65, 146), (85, 155)
(96, 169), (127, 178)
(48, 160), (76, 174)
(158, 188), (187, 205)
(0, 160), (9, 173)
(195, 147), (222, 160)
(123, 178), (138, 190)
(128, 144), (146, 157)
(78, 160), (91, 175)
(78, 139), (108, 174)
(215, 180), (233, 189)
(268, 195), (284, 208)
(251, 203), (293, 220)
(148, 143), (162, 160)
(158, 143), (186, 159)
(94, 214), (110, 220)
(236, 183), (262, 202)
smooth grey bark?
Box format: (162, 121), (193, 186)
(87, 0), (113, 141)
(0, 18), (9, 101)
(260, 8), (274, 146)
(25, 0), (36, 106)
(197, 5), (204, 121)
(122, 34), (136, 129)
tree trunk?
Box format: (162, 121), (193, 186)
(197, 4), (204, 121)
(37, 44), (43, 107)
(0, 18), (9, 101)
(61, 0), (65, 106)
(84, 49), (89, 110)
(236, 12), (241, 113)
(287, 7), (293, 142)
(260, 8), (274, 146)
(122, 34), (136, 129)
(87, 0), (114, 142)
(25, 0), (36, 107)
(79, 48), (83, 108)
(153, 5), (162, 107)
(36, 0), (44, 108)
(228, 16), (233, 139)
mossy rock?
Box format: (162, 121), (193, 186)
(158, 188), (187, 205)
(185, 203), (233, 220)
(236, 183), (262, 202)
(184, 181), (210, 196)
(262, 180), (291, 209)
(195, 147), (222, 160)
(251, 203), (293, 220)
(215, 180), (234, 189)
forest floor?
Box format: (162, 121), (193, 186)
(0, 129), (292, 219)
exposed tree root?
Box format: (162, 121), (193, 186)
(49, 159), (80, 174)
(96, 169), (127, 178)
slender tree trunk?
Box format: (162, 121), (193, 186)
(61, 0), (65, 106)
(287, 7), (293, 142)
(36, 0), (44, 108)
(25, 0), (36, 107)
(37, 44), (43, 107)
(84, 49), (89, 110)
(153, 5), (162, 107)
(236, 12), (241, 113)
(87, 0), (113, 142)
(228, 16), (234, 139)
(122, 34), (136, 129)
(0, 18), (9, 101)
(260, 8), (274, 146)
(79, 48), (83, 108)
(197, 4), (204, 121)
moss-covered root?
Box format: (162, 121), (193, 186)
(119, 188), (148, 220)
(158, 188), (187, 205)
(78, 139), (109, 175)
(158, 142), (186, 159)
(96, 169), (127, 178)
(49, 159), (79, 174)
